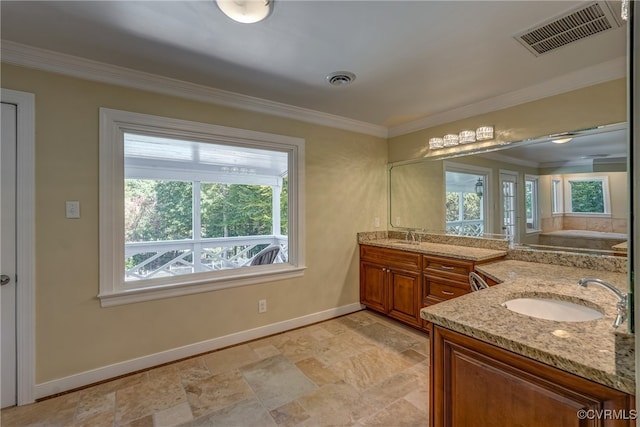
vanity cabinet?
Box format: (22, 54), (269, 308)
(360, 245), (422, 328)
(423, 255), (475, 304)
(430, 325), (635, 427)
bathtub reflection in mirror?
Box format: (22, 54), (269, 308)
(389, 122), (628, 256)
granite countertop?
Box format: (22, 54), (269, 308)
(421, 259), (635, 394)
(360, 238), (507, 262)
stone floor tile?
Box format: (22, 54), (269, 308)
(191, 397), (277, 427)
(241, 354), (317, 410)
(328, 347), (412, 392)
(76, 390), (115, 421)
(184, 369), (254, 418)
(269, 400), (311, 426)
(115, 374), (186, 424)
(152, 401), (193, 426)
(356, 322), (420, 353)
(0, 391), (81, 427)
(358, 398), (427, 426)
(202, 344), (260, 375)
(295, 357), (342, 386)
(296, 382), (376, 426)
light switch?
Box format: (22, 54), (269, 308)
(65, 201), (80, 219)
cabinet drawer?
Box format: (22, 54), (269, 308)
(425, 281), (470, 300)
(360, 245), (421, 271)
(424, 255), (473, 280)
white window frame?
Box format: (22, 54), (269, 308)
(564, 176), (611, 217)
(551, 177), (564, 215)
(524, 175), (541, 234)
(443, 162), (493, 235)
(99, 108), (305, 307)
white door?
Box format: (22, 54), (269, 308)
(1, 102), (18, 408)
(500, 171), (518, 246)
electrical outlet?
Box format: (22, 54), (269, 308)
(258, 299), (267, 313)
(65, 201), (80, 219)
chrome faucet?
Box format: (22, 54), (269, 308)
(577, 278), (627, 328)
(406, 229), (416, 244)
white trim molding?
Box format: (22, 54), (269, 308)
(1, 88), (36, 405)
(1, 41), (388, 138)
(99, 108), (306, 306)
(34, 303), (363, 399)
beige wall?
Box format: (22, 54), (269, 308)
(388, 79), (627, 163)
(1, 64), (388, 383)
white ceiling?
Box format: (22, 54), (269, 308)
(0, 0), (628, 134)
(477, 123), (628, 167)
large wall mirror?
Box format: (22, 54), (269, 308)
(389, 122), (629, 256)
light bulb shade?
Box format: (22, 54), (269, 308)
(217, 0), (273, 23)
(459, 130), (476, 144)
(443, 134), (459, 147)
(476, 126), (494, 141)
(552, 137), (572, 144)
(429, 137), (444, 149)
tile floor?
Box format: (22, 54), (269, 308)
(1, 310), (430, 427)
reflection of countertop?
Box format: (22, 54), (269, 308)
(360, 239), (507, 262)
(612, 241), (628, 253)
(421, 260), (635, 394)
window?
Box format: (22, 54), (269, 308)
(524, 175), (540, 232)
(551, 178), (563, 214)
(444, 163), (490, 236)
(564, 176), (610, 215)
(99, 108), (305, 306)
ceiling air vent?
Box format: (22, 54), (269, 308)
(514, 1), (621, 56)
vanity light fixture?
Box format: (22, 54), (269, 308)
(552, 137), (573, 144)
(216, 0), (273, 24)
(429, 137), (444, 149)
(459, 130), (476, 144)
(428, 125), (494, 150)
(443, 134), (459, 147)
(476, 126), (494, 141)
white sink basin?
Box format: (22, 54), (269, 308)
(502, 297), (603, 322)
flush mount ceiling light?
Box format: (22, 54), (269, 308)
(326, 71), (356, 87)
(216, 0), (273, 24)
(552, 137), (573, 144)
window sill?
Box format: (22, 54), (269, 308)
(563, 213), (612, 218)
(98, 265), (306, 307)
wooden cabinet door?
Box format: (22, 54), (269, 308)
(430, 325), (634, 427)
(387, 268), (421, 327)
(360, 261), (387, 312)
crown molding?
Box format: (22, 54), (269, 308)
(388, 56), (627, 138)
(1, 41), (626, 141)
(0, 41), (389, 138)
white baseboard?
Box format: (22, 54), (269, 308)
(34, 303), (363, 399)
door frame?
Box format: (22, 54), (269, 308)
(1, 88), (35, 405)
(499, 170), (519, 245)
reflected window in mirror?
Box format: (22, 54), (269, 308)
(565, 176), (611, 215)
(525, 175), (541, 233)
(444, 162), (492, 237)
(551, 178), (563, 214)
(500, 171), (518, 244)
